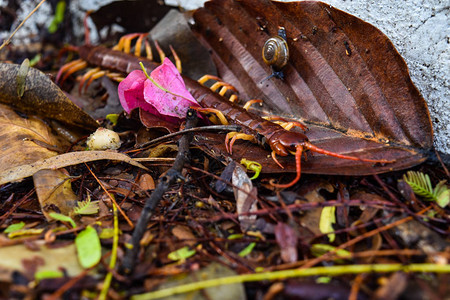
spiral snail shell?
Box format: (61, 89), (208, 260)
(262, 27), (289, 80)
(262, 35), (289, 71)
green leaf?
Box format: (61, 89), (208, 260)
(403, 171), (449, 206)
(35, 270), (64, 282)
(238, 242), (256, 257)
(106, 114), (119, 125)
(316, 276), (331, 284)
(4, 221), (25, 233)
(436, 188), (449, 208)
(167, 246), (196, 261)
(99, 228), (115, 239)
(311, 244), (351, 258)
(16, 59), (30, 97)
(48, 0), (66, 33)
(319, 206), (336, 242)
(75, 226), (101, 269)
(227, 233), (244, 240)
(403, 171), (434, 200)
(49, 212), (77, 228)
(73, 195), (99, 215)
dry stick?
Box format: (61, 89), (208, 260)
(0, 0), (47, 51)
(121, 109), (198, 274)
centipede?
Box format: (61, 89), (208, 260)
(57, 34), (394, 188)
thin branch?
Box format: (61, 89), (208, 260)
(121, 108), (198, 274)
(0, 0), (48, 51)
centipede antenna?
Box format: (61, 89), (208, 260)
(303, 142), (394, 163)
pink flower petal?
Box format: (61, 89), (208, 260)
(144, 58), (200, 119)
(118, 70), (155, 114)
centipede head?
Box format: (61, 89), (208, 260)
(268, 130), (309, 156)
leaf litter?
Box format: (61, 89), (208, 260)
(0, 0), (448, 299)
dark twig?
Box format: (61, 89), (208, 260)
(121, 109), (198, 274)
(138, 125), (240, 148)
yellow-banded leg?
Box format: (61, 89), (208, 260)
(197, 75), (238, 102)
(112, 33), (144, 53)
(243, 99), (263, 110)
(263, 116), (308, 131)
(56, 59), (88, 85)
(225, 132), (257, 154)
(191, 107), (229, 126)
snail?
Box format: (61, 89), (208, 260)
(262, 26), (289, 80)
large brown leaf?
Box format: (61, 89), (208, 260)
(192, 0), (433, 175)
(0, 63), (98, 130)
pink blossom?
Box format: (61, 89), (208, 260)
(118, 58), (200, 122)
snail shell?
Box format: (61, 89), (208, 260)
(262, 35), (289, 71)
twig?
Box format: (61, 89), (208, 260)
(131, 263), (450, 300)
(138, 125), (240, 148)
(121, 109), (198, 274)
(0, 0), (47, 51)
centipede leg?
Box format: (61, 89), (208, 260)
(271, 151), (285, 169)
(169, 45), (182, 73)
(225, 133), (256, 154)
(113, 33), (142, 53)
(154, 40), (165, 62)
(243, 99), (263, 110)
(264, 116), (308, 131)
(193, 107), (229, 125)
(56, 59), (88, 85)
(79, 67), (101, 93)
(210, 81), (237, 93)
(270, 146), (303, 188)
(144, 39), (153, 60)
(134, 33), (147, 57)
(198, 74), (222, 85)
(84, 70), (106, 92)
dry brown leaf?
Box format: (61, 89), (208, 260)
(0, 151), (148, 185)
(232, 164), (258, 232)
(33, 169), (78, 221)
(171, 225), (196, 247)
(192, 0), (433, 175)
(0, 103), (63, 171)
(0, 63), (98, 130)
(0, 241), (83, 282)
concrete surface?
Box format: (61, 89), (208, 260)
(1, 0), (448, 154)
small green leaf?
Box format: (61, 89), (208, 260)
(238, 242), (256, 257)
(4, 222), (25, 233)
(28, 53), (41, 67)
(316, 276), (331, 284)
(311, 244), (351, 258)
(227, 233), (244, 240)
(106, 114), (119, 125)
(167, 246), (196, 261)
(8, 228), (44, 238)
(49, 212), (77, 228)
(73, 195), (99, 215)
(99, 228), (115, 239)
(16, 58), (30, 97)
(403, 171), (449, 206)
(319, 206), (336, 242)
(75, 226), (101, 269)
(436, 188), (449, 208)
(35, 270), (64, 282)
(48, 0), (66, 33)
